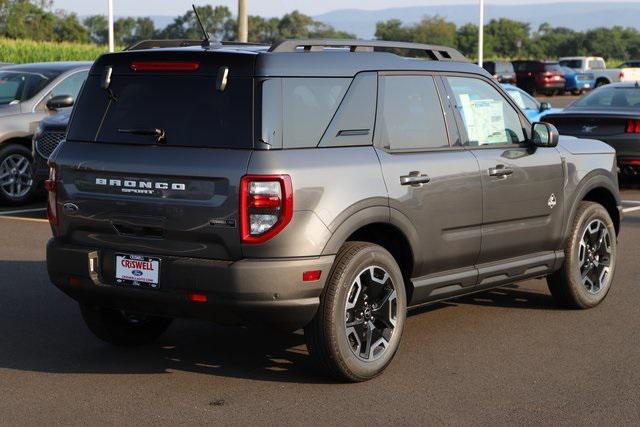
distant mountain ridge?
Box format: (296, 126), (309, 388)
(314, 2), (640, 39)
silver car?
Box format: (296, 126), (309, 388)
(0, 62), (91, 205)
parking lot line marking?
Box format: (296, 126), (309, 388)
(622, 200), (640, 205)
(0, 216), (49, 223)
(623, 206), (640, 214)
(0, 207), (46, 216)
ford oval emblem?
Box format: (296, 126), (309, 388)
(63, 203), (79, 215)
(132, 270), (143, 277)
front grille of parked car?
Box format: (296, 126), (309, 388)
(35, 131), (66, 159)
(577, 75), (591, 81)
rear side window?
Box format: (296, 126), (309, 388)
(68, 74), (254, 149)
(377, 75), (449, 150)
(560, 60), (582, 69)
(260, 78), (351, 149)
(588, 59), (606, 70)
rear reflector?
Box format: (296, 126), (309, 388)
(187, 293), (208, 303)
(303, 270), (322, 282)
(626, 119), (640, 134)
(131, 61), (200, 72)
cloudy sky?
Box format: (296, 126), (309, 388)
(50, 0), (640, 17)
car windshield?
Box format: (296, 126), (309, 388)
(572, 86), (640, 109)
(505, 87), (539, 110)
(0, 70), (60, 105)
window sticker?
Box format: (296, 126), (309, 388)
(459, 94), (506, 145)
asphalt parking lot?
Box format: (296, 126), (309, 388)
(2, 97), (640, 424)
(2, 187), (640, 425)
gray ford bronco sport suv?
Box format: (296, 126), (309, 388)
(46, 39), (621, 382)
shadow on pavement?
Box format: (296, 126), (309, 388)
(0, 259), (557, 384)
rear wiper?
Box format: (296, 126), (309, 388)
(118, 128), (166, 144)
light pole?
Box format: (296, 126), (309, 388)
(108, 0), (115, 52)
(478, 0), (484, 67)
(238, 0), (248, 43)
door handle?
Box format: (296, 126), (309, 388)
(488, 165), (514, 178)
(400, 171), (430, 187)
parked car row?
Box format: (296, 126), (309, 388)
(543, 81), (640, 176)
(484, 56), (640, 96)
(0, 62), (90, 205)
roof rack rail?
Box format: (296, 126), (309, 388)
(124, 39), (270, 51)
(268, 39), (468, 62)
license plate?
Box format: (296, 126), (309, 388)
(115, 254), (160, 289)
(584, 84), (591, 88)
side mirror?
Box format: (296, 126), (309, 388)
(46, 95), (74, 110)
(539, 102), (552, 112)
(531, 122), (559, 148)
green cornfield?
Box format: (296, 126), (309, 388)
(0, 38), (112, 64)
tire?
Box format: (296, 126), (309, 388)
(80, 304), (173, 346)
(305, 242), (407, 382)
(547, 202), (617, 309)
(595, 79), (608, 88)
(0, 143), (36, 206)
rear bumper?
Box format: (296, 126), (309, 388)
(47, 239), (334, 331)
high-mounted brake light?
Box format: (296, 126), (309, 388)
(130, 61), (200, 72)
(240, 175), (293, 244)
(45, 165), (58, 226)
(626, 119), (640, 134)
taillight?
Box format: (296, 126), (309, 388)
(240, 175), (293, 244)
(45, 165), (58, 226)
(626, 119), (640, 134)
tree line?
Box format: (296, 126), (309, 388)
(376, 16), (640, 61)
(1, 0), (639, 61)
(0, 0), (353, 47)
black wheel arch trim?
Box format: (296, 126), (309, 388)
(321, 206), (419, 274)
(563, 172), (621, 245)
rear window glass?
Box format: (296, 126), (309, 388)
(573, 87), (640, 109)
(559, 60), (582, 69)
(514, 62), (540, 72)
(68, 74), (253, 149)
(483, 63), (496, 74)
(495, 62), (514, 73)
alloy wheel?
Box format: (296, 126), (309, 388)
(344, 266), (398, 362)
(0, 153), (33, 199)
(578, 219), (612, 295)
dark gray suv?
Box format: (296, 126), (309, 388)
(46, 40), (621, 382)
